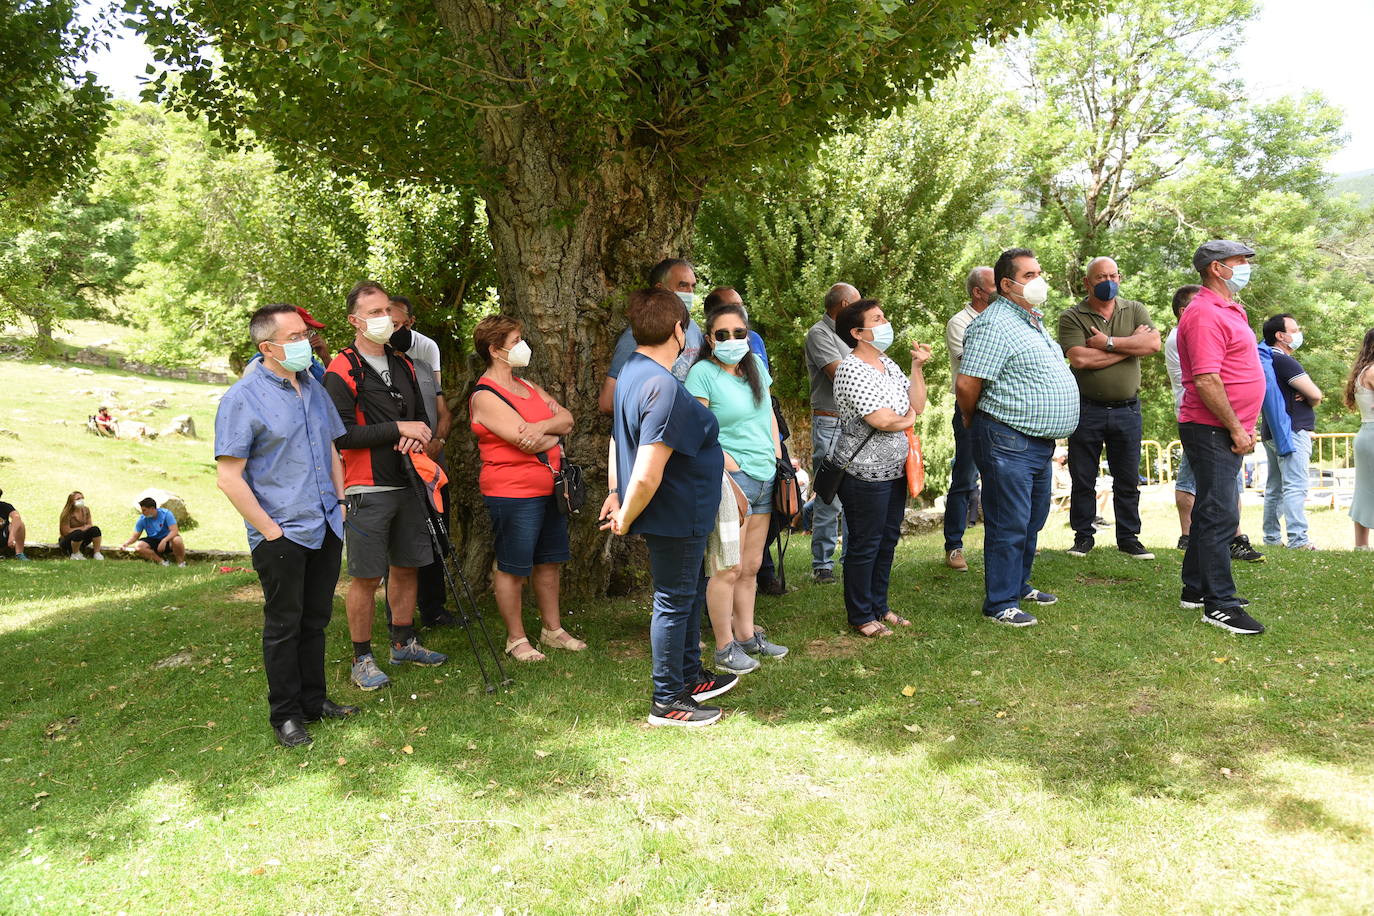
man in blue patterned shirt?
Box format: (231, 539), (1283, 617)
(956, 248), (1079, 627)
(215, 304), (359, 748)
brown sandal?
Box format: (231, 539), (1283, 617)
(539, 627), (587, 651)
(883, 612), (912, 628)
(853, 620), (894, 638)
(505, 636), (546, 662)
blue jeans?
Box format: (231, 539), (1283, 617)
(1262, 429), (1312, 547)
(1068, 398), (1143, 543)
(728, 470), (776, 516)
(1179, 422), (1244, 610)
(642, 533), (708, 705)
(944, 408), (980, 551)
(972, 414), (1053, 615)
(835, 474), (906, 627)
(810, 415), (847, 571)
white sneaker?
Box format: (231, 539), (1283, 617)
(92, 552), (104, 560)
(161, 560), (170, 567)
(177, 562), (187, 568)
(70, 552), (84, 560)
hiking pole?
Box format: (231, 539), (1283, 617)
(403, 458), (511, 690)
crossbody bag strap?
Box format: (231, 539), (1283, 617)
(837, 423), (880, 471)
(472, 382), (562, 467)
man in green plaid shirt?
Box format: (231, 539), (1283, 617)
(955, 248), (1079, 627)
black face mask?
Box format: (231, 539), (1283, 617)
(389, 325), (413, 352)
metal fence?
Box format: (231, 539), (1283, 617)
(1143, 433), (1356, 502)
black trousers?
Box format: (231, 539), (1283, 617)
(416, 482), (450, 622)
(1067, 398), (1143, 543)
(59, 526), (102, 551)
(252, 530), (341, 727)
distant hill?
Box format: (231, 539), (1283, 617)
(1333, 169), (1374, 206)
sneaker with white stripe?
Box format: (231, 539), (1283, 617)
(1202, 606), (1265, 635)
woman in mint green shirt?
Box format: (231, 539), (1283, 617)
(685, 303), (789, 674)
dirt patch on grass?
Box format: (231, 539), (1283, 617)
(228, 585), (261, 603)
(803, 635), (859, 660)
(605, 637), (650, 661)
(1077, 575), (1135, 586)
(1130, 688), (1158, 716)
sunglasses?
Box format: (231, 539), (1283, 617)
(712, 328), (749, 342)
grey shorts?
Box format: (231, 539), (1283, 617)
(344, 489), (434, 579)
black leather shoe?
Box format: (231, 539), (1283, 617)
(306, 699), (360, 722)
(422, 611), (457, 628)
(273, 719), (313, 748)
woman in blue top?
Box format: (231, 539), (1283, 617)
(686, 303), (789, 674)
(601, 288), (737, 727)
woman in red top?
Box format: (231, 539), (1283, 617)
(470, 315), (586, 661)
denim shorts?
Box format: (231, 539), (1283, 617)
(728, 470), (776, 516)
(483, 494), (570, 576)
(1175, 452), (1243, 497)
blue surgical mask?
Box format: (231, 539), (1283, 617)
(714, 339), (750, 365)
(1223, 262), (1252, 294)
(1288, 330), (1303, 350)
(867, 323), (894, 352)
(276, 339), (314, 372)
(1093, 280), (1119, 302)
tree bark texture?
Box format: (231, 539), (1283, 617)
(436, 0), (698, 597)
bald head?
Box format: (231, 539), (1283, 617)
(824, 283), (860, 318)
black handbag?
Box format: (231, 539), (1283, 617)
(473, 383), (585, 515)
(814, 425), (878, 505)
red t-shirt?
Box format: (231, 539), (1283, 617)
(470, 377), (561, 498)
(1177, 287), (1264, 430)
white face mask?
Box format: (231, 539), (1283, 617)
(74, 499), (85, 508)
(500, 340), (531, 368)
(360, 315), (394, 344)
(676, 291), (695, 311)
(1015, 276), (1050, 307)
(1287, 330), (1303, 351)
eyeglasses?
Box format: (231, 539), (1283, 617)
(713, 328), (749, 342)
(272, 333), (312, 345)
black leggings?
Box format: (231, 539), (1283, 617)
(59, 526), (102, 552)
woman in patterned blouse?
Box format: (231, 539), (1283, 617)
(831, 300), (931, 637)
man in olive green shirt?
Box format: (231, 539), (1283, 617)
(1057, 257), (1161, 559)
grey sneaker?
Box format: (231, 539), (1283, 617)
(390, 637), (447, 667)
(351, 654), (390, 691)
(714, 641), (761, 674)
(740, 628), (789, 658)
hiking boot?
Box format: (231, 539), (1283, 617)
(987, 607), (1038, 627)
(1118, 540), (1155, 560)
(648, 696), (721, 727)
(685, 670), (738, 702)
(391, 637), (447, 667)
(740, 629), (789, 658)
(1230, 534), (1264, 562)
(351, 654), (390, 691)
(945, 548), (968, 571)
(1066, 536), (1094, 557)
(813, 568), (837, 585)
(1202, 605), (1265, 635)
(1022, 588), (1058, 605)
(714, 641), (761, 674)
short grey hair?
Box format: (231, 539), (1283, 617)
(249, 304), (299, 346)
(965, 266), (993, 299)
(824, 282), (858, 313)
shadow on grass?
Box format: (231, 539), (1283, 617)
(1, 533), (1371, 868)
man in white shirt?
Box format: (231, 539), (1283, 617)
(390, 295), (443, 390)
(941, 266), (995, 571)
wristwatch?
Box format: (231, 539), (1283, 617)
(1105, 336), (1116, 352)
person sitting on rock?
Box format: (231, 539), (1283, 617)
(0, 488), (28, 560)
(58, 491), (104, 559)
(121, 497), (187, 567)
(93, 406), (116, 436)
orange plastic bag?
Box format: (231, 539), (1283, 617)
(904, 429), (925, 499)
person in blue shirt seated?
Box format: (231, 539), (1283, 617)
(600, 287), (737, 728)
(121, 497), (187, 566)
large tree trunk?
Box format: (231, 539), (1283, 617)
(430, 15), (698, 594)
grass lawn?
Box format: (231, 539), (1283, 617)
(0, 355), (245, 551)
(2, 497), (1373, 914)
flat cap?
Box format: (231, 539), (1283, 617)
(1192, 240), (1255, 273)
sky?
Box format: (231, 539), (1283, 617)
(85, 0), (1374, 175)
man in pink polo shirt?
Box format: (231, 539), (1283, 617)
(1176, 240), (1266, 634)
